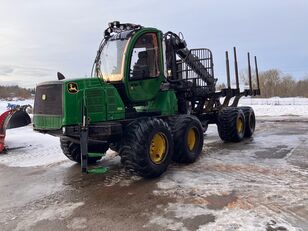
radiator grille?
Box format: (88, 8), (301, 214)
(34, 83), (63, 115)
(85, 89), (105, 113)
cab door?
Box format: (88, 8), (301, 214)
(125, 31), (163, 103)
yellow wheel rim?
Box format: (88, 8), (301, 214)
(149, 132), (168, 164)
(236, 117), (244, 134)
(187, 127), (197, 151)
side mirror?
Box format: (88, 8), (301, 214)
(57, 72), (65, 80)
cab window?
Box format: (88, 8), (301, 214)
(130, 33), (160, 80)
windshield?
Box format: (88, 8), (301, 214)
(100, 39), (129, 82)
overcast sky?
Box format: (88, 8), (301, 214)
(0, 0), (307, 88)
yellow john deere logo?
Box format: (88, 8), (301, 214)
(68, 82), (79, 94)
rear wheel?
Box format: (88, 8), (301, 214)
(119, 118), (173, 178)
(217, 107), (246, 142)
(239, 106), (256, 137)
(170, 115), (204, 163)
(60, 137), (108, 164)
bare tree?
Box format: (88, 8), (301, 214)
(239, 69), (307, 98)
(296, 76), (308, 97)
(0, 85), (32, 99)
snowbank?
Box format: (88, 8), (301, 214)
(239, 97), (308, 118)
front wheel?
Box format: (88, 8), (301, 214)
(119, 118), (173, 178)
(60, 137), (108, 164)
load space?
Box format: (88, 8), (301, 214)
(33, 21), (260, 177)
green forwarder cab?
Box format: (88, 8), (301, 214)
(33, 21), (259, 178)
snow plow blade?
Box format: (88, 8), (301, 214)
(0, 109), (31, 153)
(6, 110), (31, 129)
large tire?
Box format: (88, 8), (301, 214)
(60, 137), (108, 164)
(109, 142), (121, 153)
(169, 115), (204, 163)
(217, 107), (246, 142)
(119, 118), (173, 178)
(239, 106), (256, 138)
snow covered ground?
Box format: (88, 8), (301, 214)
(0, 99), (65, 167)
(239, 97), (308, 118)
(0, 126), (66, 167)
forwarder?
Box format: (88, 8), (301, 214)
(33, 21), (260, 178)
